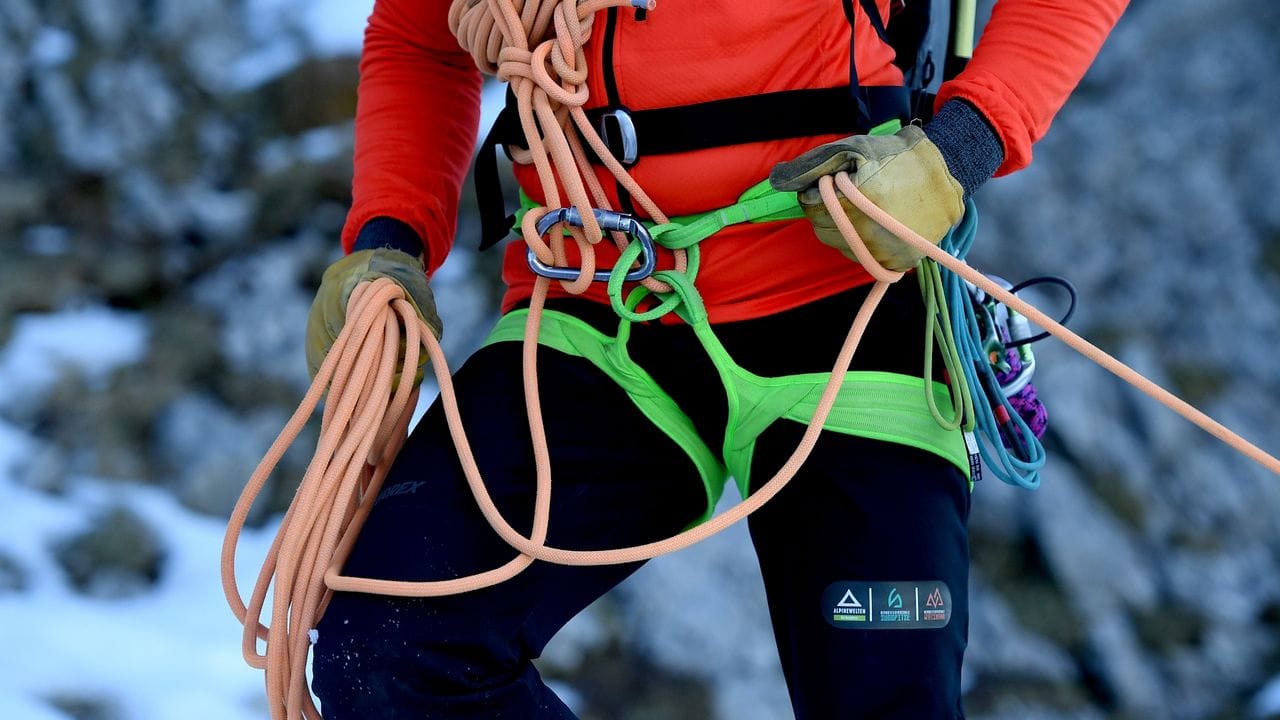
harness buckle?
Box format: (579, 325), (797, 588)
(527, 207), (657, 283)
(597, 107), (639, 166)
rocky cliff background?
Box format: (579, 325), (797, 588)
(1, 0), (1278, 718)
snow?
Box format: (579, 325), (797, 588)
(303, 0), (374, 56)
(0, 306), (149, 407)
(0, 4), (566, 718)
(226, 43), (305, 92)
(245, 0), (371, 56)
(1253, 676), (1280, 719)
(228, 0), (509, 146)
(0, 468), (279, 720)
(21, 225), (72, 257)
(0, 308), (276, 719)
(231, 0), (373, 90)
(29, 27), (76, 68)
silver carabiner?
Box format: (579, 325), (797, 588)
(526, 207), (657, 283)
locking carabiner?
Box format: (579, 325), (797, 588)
(527, 207), (658, 283)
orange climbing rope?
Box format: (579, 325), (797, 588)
(221, 1), (1280, 718)
(219, 176), (1280, 718)
(449, 0), (685, 297)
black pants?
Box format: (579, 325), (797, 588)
(311, 283), (971, 719)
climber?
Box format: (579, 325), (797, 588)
(302, 1), (1128, 717)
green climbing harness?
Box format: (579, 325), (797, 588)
(484, 302), (972, 520)
(492, 120), (979, 517)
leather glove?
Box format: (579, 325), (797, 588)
(769, 125), (965, 271)
(305, 248), (442, 386)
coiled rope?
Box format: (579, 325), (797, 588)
(222, 1), (1280, 718)
(450, 0), (686, 296)
(937, 210), (1049, 489)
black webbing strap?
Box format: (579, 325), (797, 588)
(485, 86), (903, 160)
(587, 88), (879, 156)
(474, 84), (909, 250)
(860, 0), (891, 42)
(841, 0), (899, 129)
(475, 91), (521, 251)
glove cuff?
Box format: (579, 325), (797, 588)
(922, 100), (1005, 200)
(352, 217), (426, 264)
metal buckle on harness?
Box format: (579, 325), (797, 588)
(527, 207), (657, 283)
(597, 107), (639, 166)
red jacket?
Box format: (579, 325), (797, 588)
(343, 0), (1127, 323)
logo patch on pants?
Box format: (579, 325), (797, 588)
(822, 581), (951, 629)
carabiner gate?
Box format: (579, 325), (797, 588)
(527, 207), (658, 283)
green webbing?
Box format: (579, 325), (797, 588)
(868, 118), (904, 136)
(725, 370), (969, 496)
(511, 118), (901, 244)
(514, 178), (805, 253)
(496, 138), (977, 507)
(483, 309), (727, 522)
(482, 290), (973, 513)
(645, 179), (806, 248)
(679, 302), (970, 496)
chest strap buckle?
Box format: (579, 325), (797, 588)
(597, 107), (639, 166)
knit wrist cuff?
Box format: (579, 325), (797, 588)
(922, 100), (1005, 200)
(352, 217), (426, 263)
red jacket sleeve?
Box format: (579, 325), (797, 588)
(936, 0), (1129, 176)
(341, 0), (483, 275)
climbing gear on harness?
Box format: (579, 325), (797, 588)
(967, 274), (1078, 442)
(814, 174), (1278, 481)
(223, 2), (1280, 718)
(973, 280), (1050, 444)
(930, 213), (1078, 488)
(770, 124), (966, 271)
(514, 176), (807, 255)
(305, 247), (441, 386)
(526, 206), (657, 282)
(962, 273), (1077, 487)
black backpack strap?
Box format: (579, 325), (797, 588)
(842, 0), (906, 129)
(583, 88), (877, 157)
(859, 0), (892, 42)
(475, 101), (521, 251)
(473, 84), (908, 250)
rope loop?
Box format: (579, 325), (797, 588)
(821, 173), (905, 284)
(455, 0), (683, 300)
